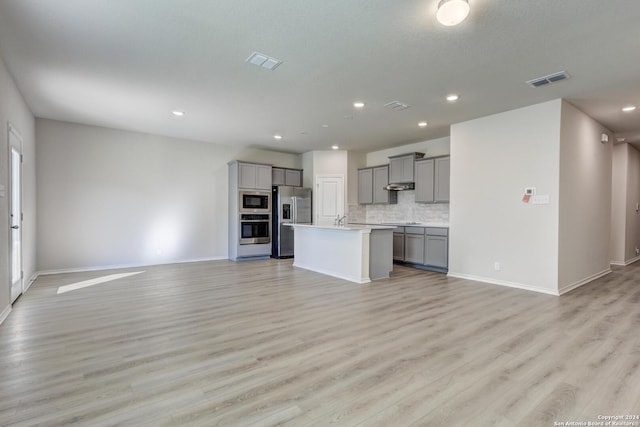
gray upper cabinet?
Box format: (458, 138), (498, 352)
(285, 169), (302, 187)
(238, 162), (272, 190)
(415, 159), (435, 203)
(358, 165), (397, 205)
(415, 156), (450, 203)
(434, 157), (450, 202)
(358, 168), (373, 204)
(388, 152), (424, 183)
(272, 167), (302, 187)
(272, 168), (285, 186)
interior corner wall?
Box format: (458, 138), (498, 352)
(624, 144), (640, 263)
(35, 119), (299, 273)
(301, 150), (349, 222)
(0, 57), (36, 317)
(610, 144), (628, 264)
(449, 100), (562, 294)
(557, 101), (612, 292)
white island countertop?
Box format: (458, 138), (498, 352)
(287, 223), (394, 283)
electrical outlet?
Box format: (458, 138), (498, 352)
(494, 262), (501, 271)
(636, 247), (639, 256)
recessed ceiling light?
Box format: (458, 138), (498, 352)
(622, 105), (637, 112)
(274, 134), (283, 140)
(436, 0), (470, 26)
(617, 137), (626, 142)
(418, 121), (428, 127)
(331, 145), (339, 150)
(446, 94), (459, 102)
(353, 101), (365, 108)
(322, 124), (329, 128)
(172, 110), (185, 116)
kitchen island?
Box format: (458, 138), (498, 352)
(287, 224), (395, 284)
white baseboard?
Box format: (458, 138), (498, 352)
(24, 272), (39, 292)
(292, 262), (371, 284)
(37, 256), (228, 276)
(0, 305), (11, 326)
(558, 268), (611, 295)
(446, 272), (559, 296)
(610, 255), (640, 267)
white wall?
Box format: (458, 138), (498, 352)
(301, 150), (349, 223)
(36, 119), (299, 272)
(557, 101), (612, 292)
(0, 57), (36, 320)
(625, 145), (640, 262)
(610, 143), (640, 265)
(611, 144), (628, 264)
(449, 100), (562, 294)
(366, 136), (450, 166)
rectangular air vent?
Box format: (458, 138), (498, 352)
(384, 101), (410, 111)
(526, 71), (570, 88)
(246, 51), (283, 70)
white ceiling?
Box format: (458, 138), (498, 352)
(0, 0), (639, 153)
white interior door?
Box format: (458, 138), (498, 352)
(315, 175), (344, 226)
(9, 124), (23, 303)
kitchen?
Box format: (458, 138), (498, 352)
(228, 138), (451, 283)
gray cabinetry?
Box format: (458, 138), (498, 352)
(415, 159), (434, 203)
(415, 156), (450, 203)
(404, 227), (425, 264)
(392, 225), (448, 272)
(239, 162), (272, 190)
(392, 227), (405, 261)
(358, 168), (373, 204)
(358, 165), (396, 205)
(434, 157), (450, 202)
(272, 167), (302, 187)
(388, 152), (424, 183)
(424, 228), (448, 269)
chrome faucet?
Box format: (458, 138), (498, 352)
(335, 214), (347, 226)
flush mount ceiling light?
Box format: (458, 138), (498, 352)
(172, 110), (185, 117)
(446, 94), (459, 102)
(436, 0), (470, 26)
(273, 134), (283, 140)
(353, 101), (365, 108)
(418, 121), (428, 127)
(622, 105), (637, 112)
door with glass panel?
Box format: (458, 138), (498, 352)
(9, 124), (23, 303)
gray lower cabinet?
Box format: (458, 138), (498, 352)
(392, 228), (405, 261)
(404, 233), (425, 264)
(392, 226), (448, 271)
(424, 228), (448, 269)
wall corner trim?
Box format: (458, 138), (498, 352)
(446, 272), (559, 296)
(0, 305), (12, 326)
(557, 268), (611, 295)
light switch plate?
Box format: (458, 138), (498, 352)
(532, 195), (550, 205)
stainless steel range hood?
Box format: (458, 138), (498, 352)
(384, 183), (415, 191)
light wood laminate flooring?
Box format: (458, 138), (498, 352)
(1, 259), (639, 426)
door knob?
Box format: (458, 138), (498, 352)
(11, 225), (19, 229)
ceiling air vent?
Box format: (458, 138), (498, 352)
(384, 101), (410, 111)
(246, 51), (283, 70)
(526, 71), (570, 88)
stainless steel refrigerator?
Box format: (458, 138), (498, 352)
(272, 186), (312, 258)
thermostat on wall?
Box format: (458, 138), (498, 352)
(525, 187), (536, 196)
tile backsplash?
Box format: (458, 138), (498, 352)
(348, 190), (449, 224)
